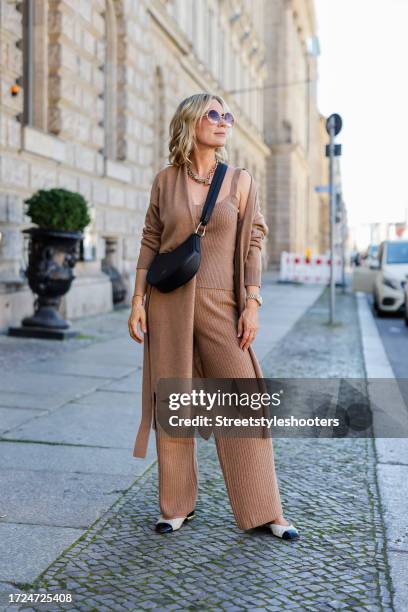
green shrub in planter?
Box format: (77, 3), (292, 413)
(24, 188), (91, 232)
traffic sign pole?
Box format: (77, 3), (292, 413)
(328, 121), (336, 324)
(325, 113), (343, 325)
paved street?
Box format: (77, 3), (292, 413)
(0, 274), (402, 611)
(357, 291), (408, 612)
(365, 293), (408, 379)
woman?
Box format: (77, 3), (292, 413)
(128, 93), (299, 540)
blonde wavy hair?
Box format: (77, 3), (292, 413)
(168, 93), (231, 167)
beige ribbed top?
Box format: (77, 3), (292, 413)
(190, 168), (241, 290)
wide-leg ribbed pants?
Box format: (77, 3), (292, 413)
(154, 287), (283, 531)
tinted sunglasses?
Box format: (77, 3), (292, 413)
(203, 109), (235, 128)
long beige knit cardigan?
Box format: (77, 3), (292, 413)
(132, 163), (269, 458)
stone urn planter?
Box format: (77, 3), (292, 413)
(21, 227), (83, 330)
(9, 188), (91, 339)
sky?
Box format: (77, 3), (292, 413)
(314, 0), (408, 243)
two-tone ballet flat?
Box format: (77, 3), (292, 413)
(267, 522), (300, 540)
(155, 509), (195, 534)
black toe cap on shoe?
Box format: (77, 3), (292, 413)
(282, 530), (300, 540)
(155, 523), (173, 534)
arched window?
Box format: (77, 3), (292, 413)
(22, 0), (48, 130)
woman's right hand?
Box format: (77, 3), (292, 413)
(128, 301), (147, 343)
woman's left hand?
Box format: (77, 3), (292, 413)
(237, 304), (259, 350)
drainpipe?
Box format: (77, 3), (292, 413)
(23, 0), (34, 126)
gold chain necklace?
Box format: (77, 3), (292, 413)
(187, 160), (218, 185)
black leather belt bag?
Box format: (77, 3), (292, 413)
(146, 162), (228, 293)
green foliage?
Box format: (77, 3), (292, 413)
(24, 188), (91, 232)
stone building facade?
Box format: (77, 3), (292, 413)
(263, 0), (328, 265)
(0, 0), (271, 330)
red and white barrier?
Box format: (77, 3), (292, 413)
(279, 252), (342, 284)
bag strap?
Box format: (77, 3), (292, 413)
(199, 162), (228, 226)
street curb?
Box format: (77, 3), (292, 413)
(357, 291), (407, 612)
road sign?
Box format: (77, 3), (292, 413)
(326, 113), (342, 136)
(325, 143), (342, 157)
(315, 185), (340, 193)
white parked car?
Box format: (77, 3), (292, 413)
(365, 244), (379, 268)
(372, 240), (408, 316)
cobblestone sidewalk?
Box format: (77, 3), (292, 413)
(5, 287), (394, 611)
(0, 306), (131, 372)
